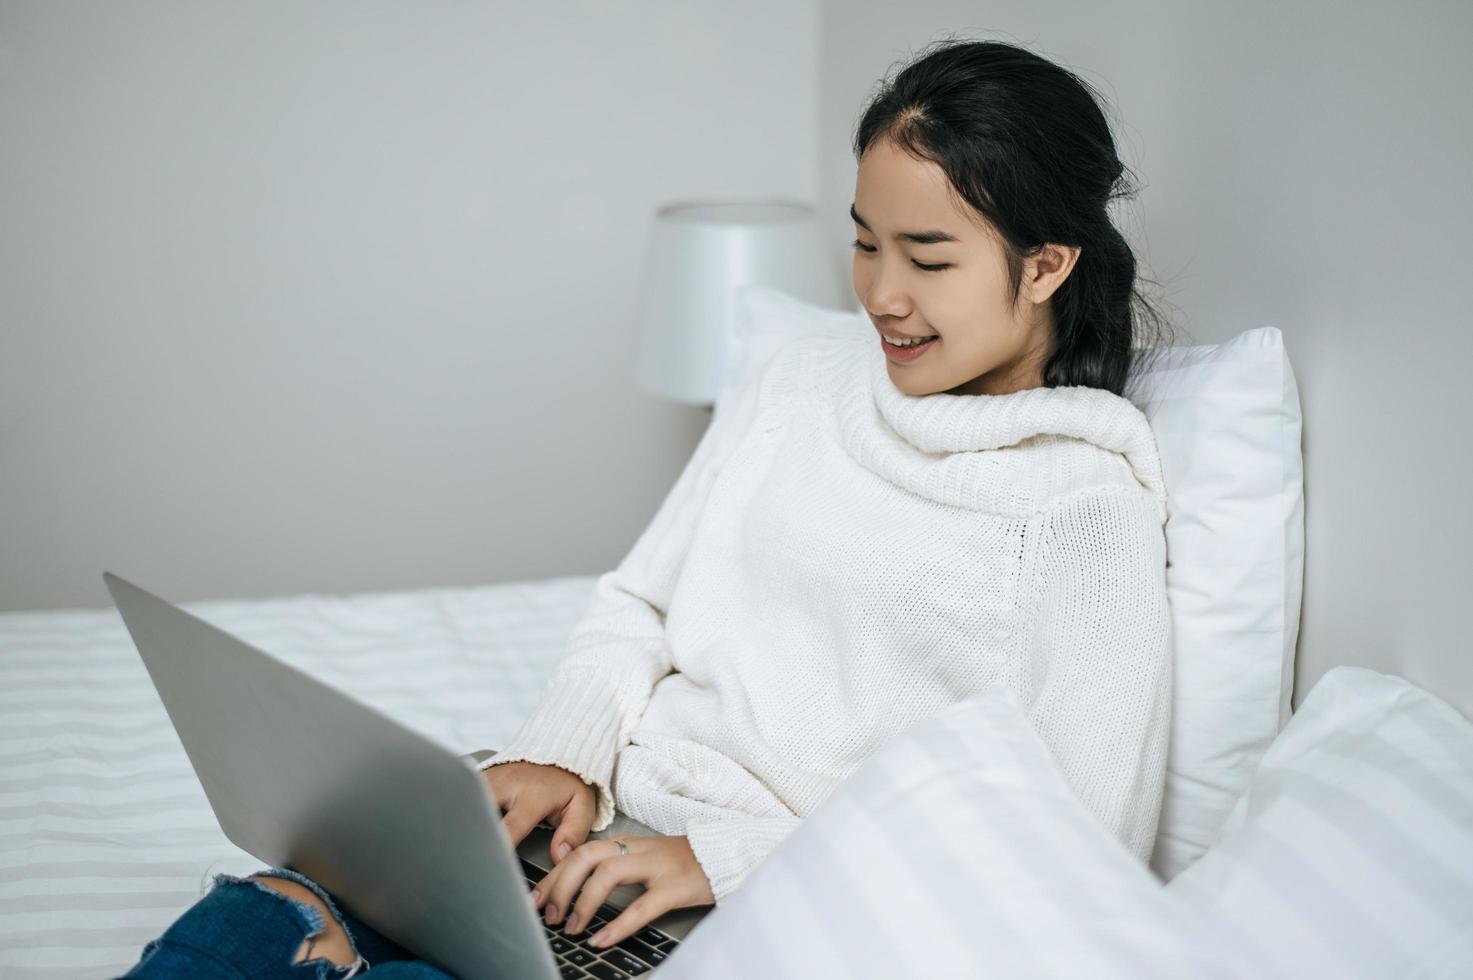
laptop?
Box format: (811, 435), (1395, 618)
(103, 572), (708, 979)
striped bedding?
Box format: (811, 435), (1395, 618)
(1162, 666), (1473, 978)
(12, 579), (1468, 980)
(0, 575), (599, 979)
(657, 685), (1263, 979)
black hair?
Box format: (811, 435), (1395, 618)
(853, 36), (1181, 395)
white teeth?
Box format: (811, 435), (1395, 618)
(883, 334), (937, 347)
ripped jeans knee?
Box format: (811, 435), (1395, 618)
(124, 867), (371, 979)
(240, 869), (371, 978)
(123, 866), (452, 978)
(122, 866), (374, 972)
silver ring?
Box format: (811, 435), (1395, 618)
(613, 839), (629, 856)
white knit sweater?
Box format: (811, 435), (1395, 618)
(482, 330), (1172, 903)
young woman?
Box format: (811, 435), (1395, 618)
(121, 36), (1177, 978)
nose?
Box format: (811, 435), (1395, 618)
(859, 261), (910, 320)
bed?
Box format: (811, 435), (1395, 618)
(8, 575), (1472, 980)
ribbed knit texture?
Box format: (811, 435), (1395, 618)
(483, 330), (1173, 902)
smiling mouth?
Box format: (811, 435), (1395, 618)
(879, 334), (940, 361)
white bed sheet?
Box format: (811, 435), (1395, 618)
(0, 575), (598, 979)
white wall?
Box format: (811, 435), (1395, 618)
(0, 1), (821, 610)
(817, 1), (1473, 712)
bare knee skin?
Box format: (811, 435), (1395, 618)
(247, 874), (357, 967)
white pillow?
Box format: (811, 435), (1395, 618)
(1165, 666), (1473, 979)
(1124, 328), (1305, 880)
(659, 684), (1259, 979)
(716, 283), (863, 409)
(722, 285), (1306, 883)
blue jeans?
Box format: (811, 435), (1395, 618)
(120, 867), (458, 979)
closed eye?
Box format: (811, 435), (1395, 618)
(850, 239), (951, 272)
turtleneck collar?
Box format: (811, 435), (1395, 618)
(814, 332), (1168, 519)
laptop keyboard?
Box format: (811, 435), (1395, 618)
(520, 857), (681, 978)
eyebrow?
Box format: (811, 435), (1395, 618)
(850, 203), (959, 245)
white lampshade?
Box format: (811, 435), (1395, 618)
(632, 198), (846, 406)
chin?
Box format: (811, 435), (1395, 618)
(887, 370), (939, 396)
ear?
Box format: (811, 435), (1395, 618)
(1023, 243), (1081, 305)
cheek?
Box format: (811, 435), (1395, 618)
(923, 280), (977, 331)
(934, 274), (1007, 330)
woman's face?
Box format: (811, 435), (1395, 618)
(851, 136), (1079, 396)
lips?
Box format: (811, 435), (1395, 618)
(879, 334), (939, 360)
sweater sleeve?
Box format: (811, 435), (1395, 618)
(1023, 486), (1173, 863)
(480, 365), (772, 834)
(683, 813), (804, 904)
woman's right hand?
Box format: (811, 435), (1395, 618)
(482, 761), (599, 869)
